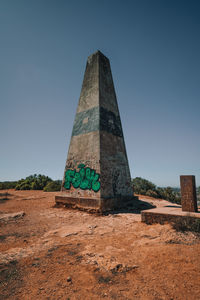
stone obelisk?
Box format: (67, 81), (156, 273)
(55, 50), (133, 212)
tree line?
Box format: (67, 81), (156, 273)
(132, 177), (196, 204)
(0, 175), (199, 204)
(0, 174), (61, 192)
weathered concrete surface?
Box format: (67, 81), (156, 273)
(56, 51), (133, 212)
(141, 206), (200, 225)
(180, 175), (198, 212)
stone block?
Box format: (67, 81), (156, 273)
(141, 207), (200, 225)
(180, 175), (198, 212)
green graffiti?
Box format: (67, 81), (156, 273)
(64, 164), (101, 192)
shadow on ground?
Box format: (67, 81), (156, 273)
(104, 198), (156, 215)
(165, 205), (182, 208)
(0, 193), (11, 204)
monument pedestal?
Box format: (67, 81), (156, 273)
(55, 194), (134, 213)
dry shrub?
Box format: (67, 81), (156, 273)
(172, 215), (200, 234)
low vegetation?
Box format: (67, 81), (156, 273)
(0, 181), (18, 190)
(15, 174), (52, 190)
(132, 177), (182, 204)
(0, 175), (199, 201)
(172, 216), (200, 234)
(0, 174), (61, 192)
(43, 180), (62, 192)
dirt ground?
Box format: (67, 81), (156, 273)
(0, 190), (200, 300)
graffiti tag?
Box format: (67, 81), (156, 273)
(64, 164), (101, 192)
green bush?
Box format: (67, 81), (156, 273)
(132, 177), (181, 204)
(156, 187), (181, 204)
(43, 180), (61, 192)
(146, 189), (159, 198)
(132, 177), (157, 195)
(0, 181), (18, 190)
(15, 174), (52, 190)
(1, 175), (62, 192)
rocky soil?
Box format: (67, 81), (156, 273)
(0, 190), (200, 300)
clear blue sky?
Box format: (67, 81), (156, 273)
(1, 0), (200, 187)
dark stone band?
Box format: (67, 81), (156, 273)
(100, 106), (123, 137)
(72, 106), (123, 137)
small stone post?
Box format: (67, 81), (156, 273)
(180, 175), (198, 212)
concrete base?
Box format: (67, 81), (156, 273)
(55, 194), (135, 213)
(141, 206), (200, 225)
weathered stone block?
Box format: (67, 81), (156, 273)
(180, 175), (198, 212)
(141, 207), (200, 225)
